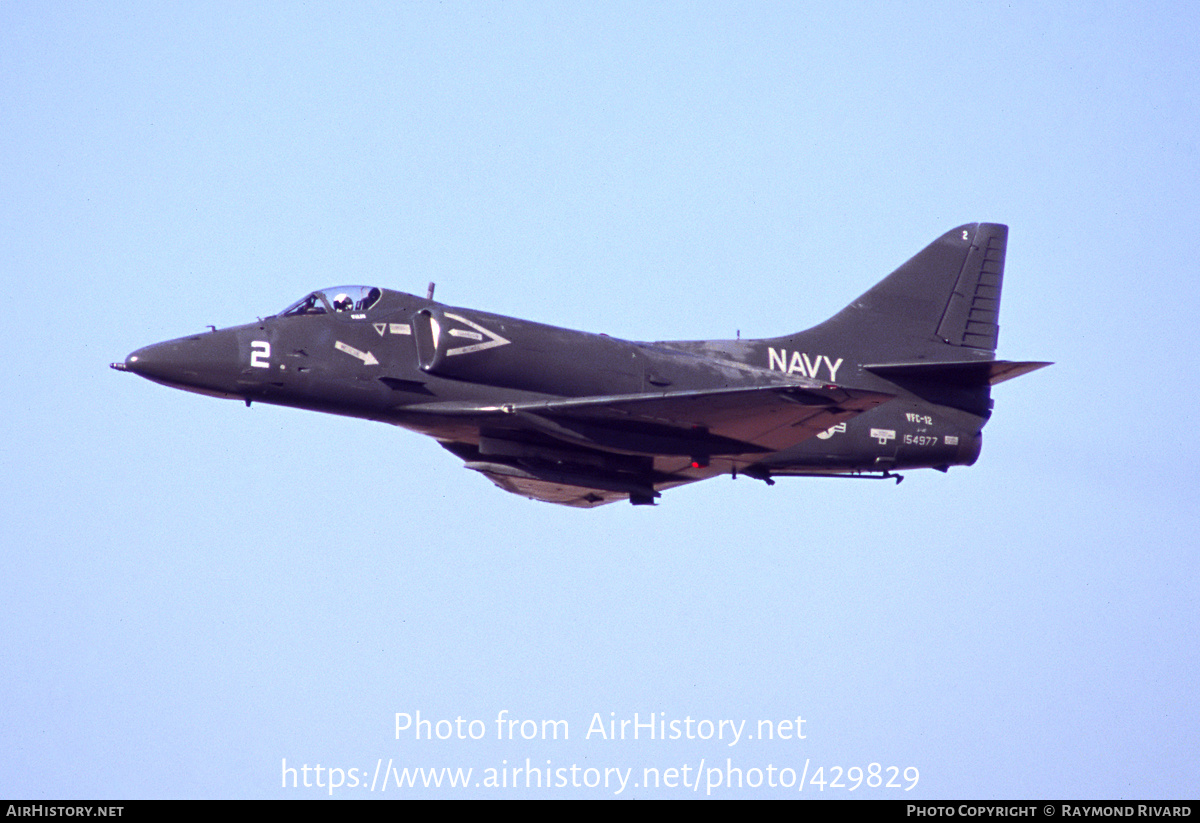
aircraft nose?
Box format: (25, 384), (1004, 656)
(116, 332), (241, 392)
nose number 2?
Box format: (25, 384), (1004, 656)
(250, 341), (271, 368)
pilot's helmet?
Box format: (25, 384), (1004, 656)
(333, 293), (353, 311)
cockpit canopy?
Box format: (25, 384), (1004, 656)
(279, 286), (382, 317)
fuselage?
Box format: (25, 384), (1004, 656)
(114, 224), (1047, 507)
(119, 284), (985, 485)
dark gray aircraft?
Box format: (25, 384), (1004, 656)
(113, 223), (1048, 507)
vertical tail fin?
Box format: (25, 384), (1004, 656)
(800, 223), (1009, 360)
(776, 223), (1052, 419)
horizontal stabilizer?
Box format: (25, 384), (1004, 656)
(863, 360), (1052, 387)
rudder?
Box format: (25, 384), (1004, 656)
(936, 223), (1006, 350)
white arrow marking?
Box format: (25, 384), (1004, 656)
(443, 313), (510, 356)
(335, 340), (379, 366)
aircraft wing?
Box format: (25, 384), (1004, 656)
(401, 382), (893, 506)
(405, 383), (893, 457)
(510, 383), (891, 453)
(405, 382), (892, 507)
(456, 461), (667, 509)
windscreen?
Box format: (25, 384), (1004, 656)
(278, 286), (381, 316)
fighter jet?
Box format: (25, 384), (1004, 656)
(113, 223), (1048, 507)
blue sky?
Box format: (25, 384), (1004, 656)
(3, 1), (1197, 798)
